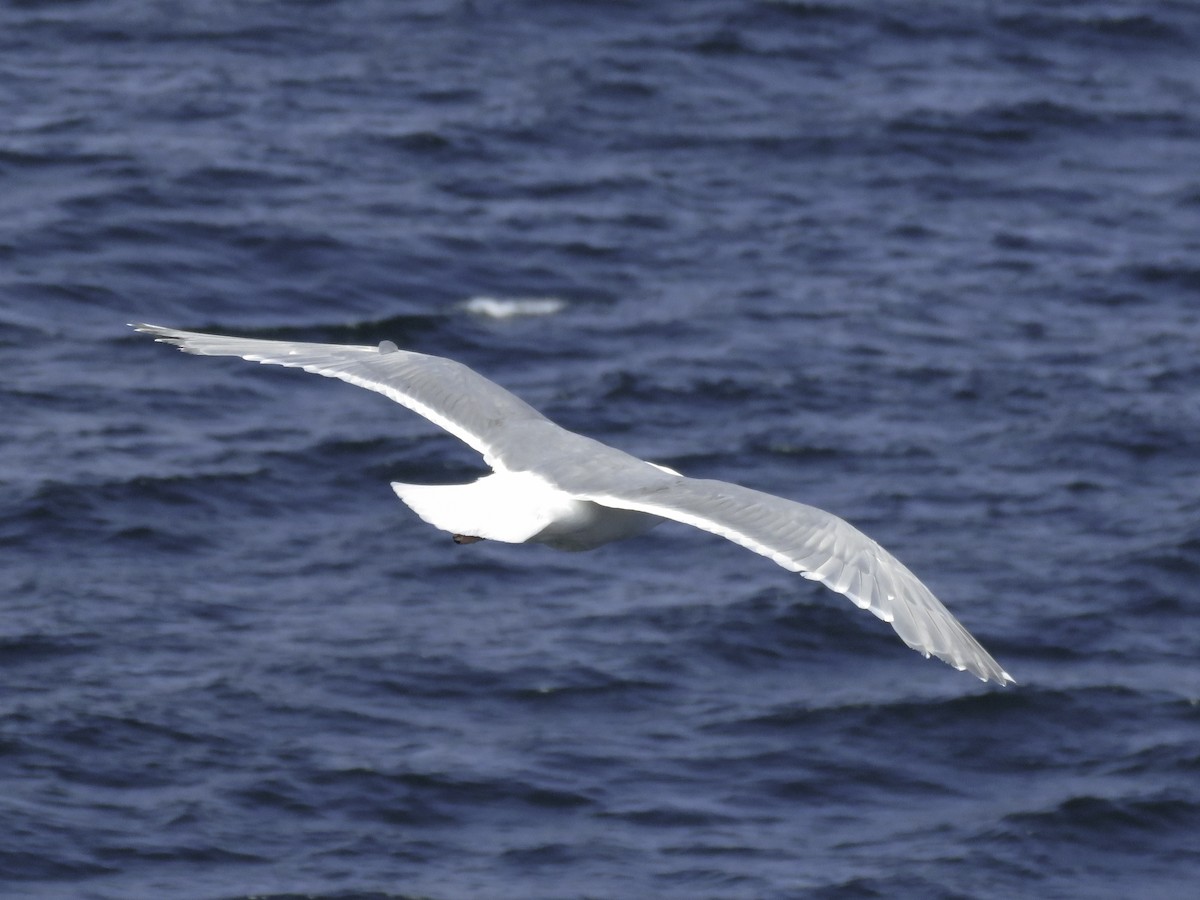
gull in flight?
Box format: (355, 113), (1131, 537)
(133, 324), (1014, 685)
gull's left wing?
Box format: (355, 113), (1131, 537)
(562, 475), (1014, 685)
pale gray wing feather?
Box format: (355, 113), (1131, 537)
(554, 472), (1013, 685)
(132, 324), (550, 470)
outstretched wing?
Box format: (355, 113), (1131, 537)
(563, 475), (1013, 685)
(132, 324), (551, 470)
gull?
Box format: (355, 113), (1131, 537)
(133, 324), (1014, 685)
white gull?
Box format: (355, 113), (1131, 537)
(133, 324), (1014, 685)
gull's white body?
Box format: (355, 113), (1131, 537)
(392, 469), (663, 551)
(133, 324), (1014, 685)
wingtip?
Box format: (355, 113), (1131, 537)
(130, 323), (193, 350)
(130, 322), (172, 337)
(978, 667), (1017, 687)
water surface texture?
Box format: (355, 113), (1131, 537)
(2, 2), (1199, 898)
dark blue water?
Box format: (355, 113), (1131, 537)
(3, 1), (1199, 897)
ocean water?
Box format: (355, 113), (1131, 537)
(2, 1), (1199, 898)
